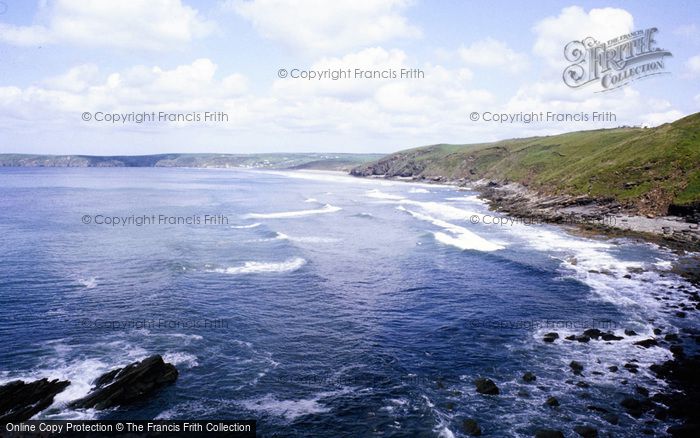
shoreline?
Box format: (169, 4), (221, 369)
(350, 172), (700, 436)
(351, 173), (700, 255)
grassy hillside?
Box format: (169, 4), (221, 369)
(0, 153), (383, 171)
(352, 113), (700, 215)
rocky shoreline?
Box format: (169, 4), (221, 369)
(353, 173), (700, 253)
(0, 355), (177, 422)
(351, 172), (700, 436)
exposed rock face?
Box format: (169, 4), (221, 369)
(474, 378), (499, 395)
(70, 355), (178, 410)
(534, 429), (565, 438)
(0, 378), (70, 422)
(461, 418), (482, 436)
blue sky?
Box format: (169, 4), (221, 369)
(0, 0), (699, 155)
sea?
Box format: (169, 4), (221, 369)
(0, 167), (697, 437)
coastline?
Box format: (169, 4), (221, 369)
(350, 171), (700, 436)
(350, 173), (700, 254)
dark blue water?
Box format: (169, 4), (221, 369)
(0, 168), (696, 436)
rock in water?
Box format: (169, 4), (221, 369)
(462, 418), (482, 436)
(474, 378), (499, 395)
(534, 429), (565, 438)
(574, 425), (598, 437)
(0, 378), (70, 422)
(523, 372), (536, 382)
(70, 355), (177, 410)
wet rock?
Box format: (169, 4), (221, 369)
(625, 329), (638, 336)
(534, 429), (565, 438)
(570, 361), (584, 375)
(634, 339), (659, 348)
(602, 413), (620, 425)
(576, 381), (590, 388)
(574, 425), (598, 437)
(621, 397), (653, 418)
(0, 378), (71, 422)
(601, 333), (624, 341)
(523, 372), (536, 383)
(70, 355), (178, 410)
(636, 386), (650, 397)
(517, 389), (530, 398)
(474, 378), (499, 395)
(545, 396), (559, 407)
(608, 365), (619, 372)
(667, 423), (700, 437)
(665, 333), (680, 342)
(675, 311), (687, 318)
(575, 335), (591, 343)
(587, 405), (608, 413)
(543, 332), (559, 343)
(670, 345), (685, 358)
(565, 335), (576, 341)
(624, 363), (639, 374)
(462, 418), (482, 436)
(583, 328), (602, 339)
(653, 328), (662, 335)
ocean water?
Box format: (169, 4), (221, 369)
(0, 167), (697, 437)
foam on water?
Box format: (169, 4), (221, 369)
(230, 223), (261, 229)
(366, 190), (405, 200)
(409, 188), (430, 194)
(399, 207), (504, 252)
(274, 232), (340, 244)
(240, 388), (352, 421)
(77, 277), (97, 289)
(246, 204), (341, 219)
(208, 258), (307, 275)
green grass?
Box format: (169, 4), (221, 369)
(353, 113), (700, 213)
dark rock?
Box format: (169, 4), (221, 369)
(474, 378), (499, 395)
(670, 345), (685, 357)
(564, 334), (576, 341)
(624, 363), (639, 374)
(625, 329), (638, 336)
(583, 328), (602, 339)
(70, 355), (177, 410)
(634, 339), (659, 348)
(517, 389), (530, 398)
(667, 423), (700, 437)
(545, 396), (559, 407)
(587, 405), (609, 413)
(462, 418), (482, 436)
(653, 328), (662, 335)
(621, 397), (653, 418)
(608, 365), (619, 372)
(636, 386), (650, 397)
(523, 372), (536, 383)
(575, 335), (591, 343)
(534, 429), (565, 438)
(0, 378), (71, 422)
(576, 381), (590, 388)
(570, 361), (584, 375)
(665, 333), (680, 342)
(675, 311), (687, 318)
(602, 413), (620, 425)
(574, 425), (598, 438)
(543, 332), (559, 343)
(601, 333), (624, 341)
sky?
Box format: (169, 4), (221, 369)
(0, 0), (699, 155)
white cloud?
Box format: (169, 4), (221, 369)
(228, 0), (420, 53)
(0, 0), (214, 50)
(458, 38), (529, 73)
(641, 110), (685, 127)
(533, 6), (634, 68)
(685, 55), (700, 77)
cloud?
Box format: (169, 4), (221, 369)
(0, 0), (214, 50)
(533, 6), (634, 69)
(685, 55), (700, 77)
(457, 38), (529, 73)
(228, 0), (420, 53)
